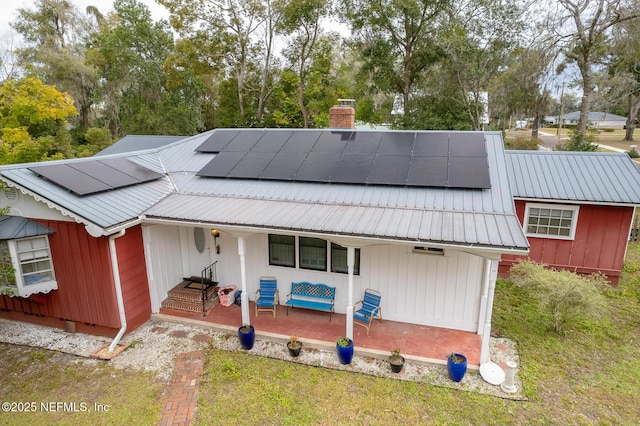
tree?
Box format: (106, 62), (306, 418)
(553, 0), (640, 137)
(12, 0), (99, 132)
(276, 0), (333, 128)
(0, 77), (77, 163)
(340, 0), (451, 128)
(88, 0), (202, 137)
(606, 1), (640, 141)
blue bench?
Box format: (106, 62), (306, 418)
(285, 282), (336, 321)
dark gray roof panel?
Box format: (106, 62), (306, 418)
(0, 216), (55, 240)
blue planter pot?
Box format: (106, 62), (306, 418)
(336, 338), (354, 365)
(447, 353), (467, 382)
(238, 325), (255, 350)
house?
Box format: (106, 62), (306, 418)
(2, 109), (640, 365)
(500, 150), (640, 284)
(559, 111), (627, 129)
(0, 120), (531, 364)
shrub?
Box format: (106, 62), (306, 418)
(627, 149), (639, 158)
(509, 260), (609, 334)
(504, 134), (539, 150)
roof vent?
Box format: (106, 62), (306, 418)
(3, 187), (19, 204)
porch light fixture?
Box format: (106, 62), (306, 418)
(211, 229), (221, 254)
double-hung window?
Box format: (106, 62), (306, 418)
(331, 243), (360, 275)
(268, 235), (295, 267)
(524, 203), (579, 240)
(299, 237), (327, 271)
(0, 236), (57, 297)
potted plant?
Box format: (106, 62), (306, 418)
(336, 337), (354, 365)
(287, 335), (302, 357)
(447, 352), (467, 382)
(389, 349), (405, 373)
(237, 324), (255, 350)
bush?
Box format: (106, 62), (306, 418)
(504, 134), (539, 150)
(627, 149), (640, 158)
(509, 261), (609, 334)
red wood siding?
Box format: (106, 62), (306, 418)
(0, 221), (151, 334)
(116, 226), (151, 331)
(500, 201), (632, 284)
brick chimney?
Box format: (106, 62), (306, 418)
(329, 99), (356, 129)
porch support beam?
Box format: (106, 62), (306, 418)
(479, 258), (499, 364)
(346, 246), (355, 340)
(238, 236), (250, 325)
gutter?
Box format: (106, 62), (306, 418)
(108, 229), (127, 352)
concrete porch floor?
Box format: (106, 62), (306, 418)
(159, 300), (482, 366)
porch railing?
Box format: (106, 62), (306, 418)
(200, 261), (218, 316)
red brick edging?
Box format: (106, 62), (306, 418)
(159, 350), (205, 426)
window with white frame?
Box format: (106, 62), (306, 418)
(0, 236), (57, 297)
(524, 204), (579, 239)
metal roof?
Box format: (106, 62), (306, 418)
(560, 111), (626, 121)
(505, 150), (640, 204)
(0, 215), (55, 239)
(0, 130), (529, 251)
(95, 135), (187, 156)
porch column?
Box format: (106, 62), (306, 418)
(238, 236), (250, 325)
(346, 246), (355, 340)
(479, 258), (499, 364)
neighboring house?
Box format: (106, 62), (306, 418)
(500, 150), (640, 284)
(0, 126), (530, 364)
(559, 111), (627, 129)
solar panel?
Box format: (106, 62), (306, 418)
(195, 129), (491, 189)
(378, 132), (415, 155)
(224, 130), (264, 152)
(449, 132), (486, 157)
(448, 157), (491, 188)
(29, 158), (163, 196)
(331, 153), (374, 183)
(414, 133), (449, 156)
(312, 131), (350, 153)
(368, 156), (411, 185)
(195, 130), (239, 153)
(260, 151), (306, 180)
(295, 152), (340, 182)
(227, 152), (274, 178)
(343, 132), (382, 154)
(406, 156), (449, 187)
(197, 152), (245, 177)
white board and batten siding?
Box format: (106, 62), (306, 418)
(145, 226), (484, 332)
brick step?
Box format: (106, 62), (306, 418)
(161, 296), (219, 315)
(167, 280), (218, 303)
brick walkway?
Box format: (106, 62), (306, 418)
(159, 351), (206, 426)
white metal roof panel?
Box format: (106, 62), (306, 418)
(506, 150), (640, 204)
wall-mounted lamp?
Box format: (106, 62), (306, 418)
(211, 229), (220, 254)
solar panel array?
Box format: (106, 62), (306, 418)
(28, 158), (164, 196)
(196, 130), (491, 189)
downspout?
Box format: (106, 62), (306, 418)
(108, 230), (127, 352)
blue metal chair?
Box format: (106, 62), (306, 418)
(254, 276), (279, 317)
(353, 288), (382, 335)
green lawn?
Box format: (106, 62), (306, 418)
(2, 245), (640, 425)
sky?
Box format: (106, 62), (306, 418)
(0, 0), (170, 38)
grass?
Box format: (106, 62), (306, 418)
(3, 245), (640, 424)
(538, 127), (640, 151)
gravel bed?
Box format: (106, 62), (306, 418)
(0, 317), (525, 400)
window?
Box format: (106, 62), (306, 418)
(0, 236), (57, 297)
(524, 204), (578, 239)
(299, 237), (327, 271)
(268, 235), (295, 267)
(331, 243), (360, 275)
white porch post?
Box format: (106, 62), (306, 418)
(346, 246), (355, 340)
(479, 258), (499, 364)
(238, 236), (250, 325)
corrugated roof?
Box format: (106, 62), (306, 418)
(0, 215), (55, 239)
(0, 130), (529, 251)
(560, 111), (626, 121)
(505, 150), (640, 204)
(95, 135), (187, 156)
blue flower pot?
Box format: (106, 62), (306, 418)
(447, 353), (467, 382)
(238, 325), (255, 350)
(336, 338), (354, 364)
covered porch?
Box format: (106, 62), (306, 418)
(159, 300), (482, 366)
